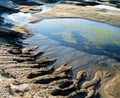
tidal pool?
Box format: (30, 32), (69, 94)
(3, 15), (120, 76)
(27, 19), (120, 60)
(22, 18), (120, 76)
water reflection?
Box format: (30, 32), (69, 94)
(28, 18), (120, 61)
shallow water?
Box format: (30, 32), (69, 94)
(22, 18), (120, 76)
(3, 14), (120, 76)
(27, 19), (120, 61)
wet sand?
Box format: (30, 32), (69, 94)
(34, 4), (120, 27)
(1, 34), (118, 98)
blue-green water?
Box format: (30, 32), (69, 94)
(28, 18), (120, 62)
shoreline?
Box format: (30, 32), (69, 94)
(0, 32), (117, 98)
(36, 16), (120, 27)
(34, 4), (120, 27)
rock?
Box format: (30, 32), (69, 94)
(36, 57), (56, 64)
(0, 6), (18, 14)
(18, 5), (42, 13)
(0, 0), (18, 10)
(11, 25), (29, 36)
(18, 6), (32, 13)
(22, 46), (38, 54)
(0, 26), (22, 38)
(27, 17), (42, 23)
(30, 7), (42, 11)
(52, 64), (71, 75)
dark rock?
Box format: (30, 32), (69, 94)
(0, 26), (23, 38)
(0, 0), (18, 11)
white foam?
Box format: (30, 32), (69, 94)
(2, 5), (52, 25)
(8, 12), (32, 24)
